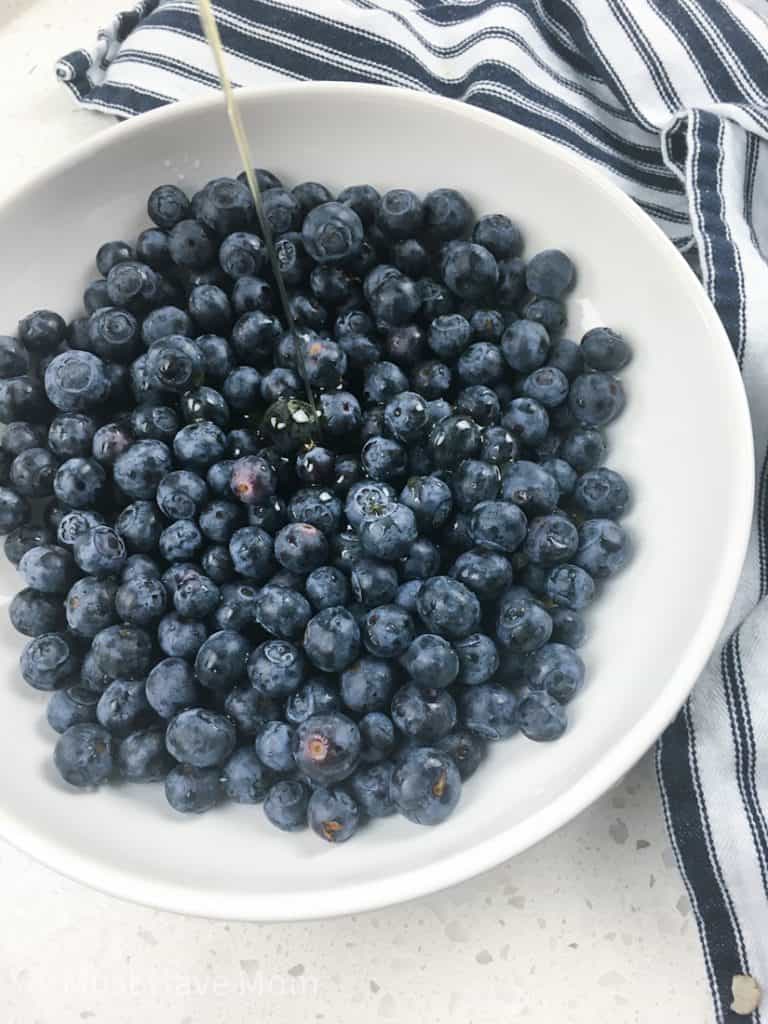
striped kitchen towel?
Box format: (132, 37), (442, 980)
(58, 2), (768, 1019)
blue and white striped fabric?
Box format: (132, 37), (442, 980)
(58, 1), (768, 1017)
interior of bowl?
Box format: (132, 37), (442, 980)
(0, 84), (752, 921)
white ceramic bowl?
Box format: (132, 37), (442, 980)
(0, 84), (753, 921)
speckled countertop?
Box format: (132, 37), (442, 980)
(0, 3), (711, 1022)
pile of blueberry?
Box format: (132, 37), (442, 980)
(0, 171), (630, 842)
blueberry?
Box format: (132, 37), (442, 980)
(416, 576), (481, 640)
(525, 643), (585, 704)
(165, 764), (221, 813)
(395, 580), (423, 614)
(548, 337), (584, 379)
(213, 580), (259, 633)
(227, 454), (276, 507)
(402, 538), (440, 581)
(574, 518), (629, 578)
(303, 606), (360, 672)
(454, 633), (500, 686)
(198, 500), (243, 544)
(44, 350), (110, 412)
(9, 448), (55, 499)
(496, 586), (552, 652)
(166, 707), (237, 767)
(518, 690), (567, 741)
(451, 459), (499, 511)
(224, 686), (279, 735)
(222, 747), (273, 803)
(272, 522), (326, 574)
(526, 249), (575, 298)
(172, 573), (219, 619)
(115, 727), (173, 785)
(247, 639), (305, 698)
(261, 397), (317, 453)
(223, 368), (262, 415)
(411, 359), (452, 400)
(524, 514), (579, 565)
(539, 457), (577, 496)
(361, 604), (414, 659)
(228, 526), (273, 579)
(350, 760), (395, 815)
(145, 658), (200, 718)
(255, 721), (297, 773)
(173, 421), (227, 469)
(472, 214), (522, 258)
(10, 587), (65, 637)
(114, 440), (173, 500)
(390, 747), (461, 825)
(525, 296), (566, 332)
(54, 723), (114, 787)
(264, 778), (310, 831)
(442, 242), (498, 301)
(201, 544), (235, 583)
(456, 386), (501, 427)
(20, 632), (80, 690)
(192, 630), (247, 692)
(302, 201), (364, 264)
(140, 306), (192, 347)
(5, 524), (51, 567)
(428, 314), (471, 360)
(401, 634), (459, 689)
(358, 503), (417, 563)
(0, 375), (49, 423)
(397, 478), (453, 535)
(368, 273), (421, 329)
(63, 577), (117, 638)
(422, 187), (472, 241)
(560, 427), (607, 473)
(250, 583), (310, 640)
(147, 184), (190, 228)
(376, 189), (423, 240)
(122, 554), (161, 582)
(239, 167), (283, 191)
(308, 787), (360, 843)
(284, 679), (339, 727)
(48, 414), (96, 459)
(429, 415), (481, 468)
(46, 685), (100, 733)
(569, 373), (625, 426)
(2, 421), (47, 457)
(124, 409), (174, 451)
(502, 397), (550, 446)
(18, 544), (74, 595)
(581, 326), (631, 371)
(449, 549), (512, 601)
(339, 656), (395, 714)
(550, 607), (587, 648)
(437, 729), (487, 780)
(136, 227), (171, 270)
(112, 501), (162, 554)
(0, 334), (30, 378)
(95, 678), (150, 737)
(53, 456), (106, 509)
(158, 612), (208, 660)
(18, 309), (65, 354)
(157, 519), (202, 563)
(383, 391), (429, 443)
(500, 319), (549, 373)
(459, 684), (518, 740)
(418, 278), (455, 322)
(294, 712), (361, 784)
(196, 177), (255, 235)
(360, 436), (407, 482)
(70, 526), (124, 577)
(468, 499), (527, 553)
(573, 468), (629, 517)
(57, 511), (105, 549)
(501, 460), (559, 515)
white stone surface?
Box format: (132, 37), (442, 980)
(0, 2), (710, 1022)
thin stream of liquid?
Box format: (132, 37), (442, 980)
(196, 0), (318, 421)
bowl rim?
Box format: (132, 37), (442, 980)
(0, 81), (754, 921)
